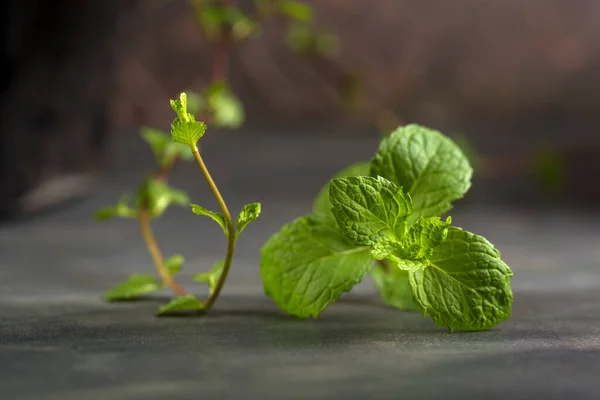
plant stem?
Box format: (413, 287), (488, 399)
(191, 145), (236, 310)
(139, 207), (188, 296)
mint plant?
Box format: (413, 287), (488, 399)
(96, 92), (260, 315)
(161, 92), (261, 314)
(261, 124), (513, 331)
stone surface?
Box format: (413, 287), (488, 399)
(1, 132), (599, 399)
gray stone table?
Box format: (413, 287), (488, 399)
(1, 130), (599, 399)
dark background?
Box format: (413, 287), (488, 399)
(1, 0), (600, 217)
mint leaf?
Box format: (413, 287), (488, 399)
(370, 124), (472, 223)
(157, 294), (204, 315)
(313, 162), (370, 216)
(236, 202), (261, 239)
(370, 217), (450, 273)
(170, 92), (207, 146)
(170, 92), (191, 120)
(164, 254), (184, 275)
(372, 262), (421, 312)
(139, 179), (189, 218)
(329, 176), (413, 246)
(280, 0), (313, 23)
(205, 82), (244, 128)
(104, 274), (163, 301)
(140, 127), (192, 167)
(405, 216), (452, 254)
(95, 195), (137, 221)
(370, 240), (428, 272)
(191, 203), (227, 234)
(260, 214), (373, 318)
(193, 260), (224, 296)
(408, 227), (513, 331)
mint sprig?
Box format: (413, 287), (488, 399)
(167, 91), (261, 314)
(261, 124), (513, 331)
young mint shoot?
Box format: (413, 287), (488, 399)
(261, 124), (513, 332)
(96, 126), (192, 302)
(161, 92), (261, 315)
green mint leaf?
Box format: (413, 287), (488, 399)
(141, 127), (192, 167)
(408, 226), (513, 331)
(230, 11), (258, 40)
(405, 216), (452, 253)
(104, 274), (163, 301)
(370, 240), (429, 272)
(140, 126), (169, 159)
(313, 162), (370, 216)
(370, 124), (472, 223)
(329, 176), (413, 246)
(280, 0), (313, 23)
(95, 195), (137, 221)
(164, 254), (184, 275)
(371, 262), (421, 312)
(261, 214), (373, 318)
(157, 294), (204, 316)
(193, 260), (224, 296)
(95, 207), (117, 222)
(205, 82), (244, 128)
(370, 217), (450, 272)
(139, 179), (189, 218)
(170, 92), (190, 120)
(191, 204), (227, 235)
(171, 120), (207, 147)
(382, 216), (451, 272)
(170, 92), (207, 146)
(236, 202), (261, 239)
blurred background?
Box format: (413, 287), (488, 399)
(1, 0), (600, 219)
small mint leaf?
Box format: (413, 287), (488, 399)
(95, 195), (137, 221)
(369, 240), (428, 272)
(95, 207), (116, 222)
(193, 260), (224, 296)
(260, 213), (373, 318)
(409, 227), (513, 331)
(370, 217), (451, 272)
(170, 92), (190, 120)
(191, 204), (227, 235)
(157, 294), (204, 316)
(372, 262), (421, 312)
(170, 92), (207, 146)
(165, 254), (184, 275)
(205, 82), (244, 128)
(370, 124), (472, 223)
(329, 176), (413, 246)
(236, 202), (261, 239)
(104, 274), (163, 301)
(404, 216), (451, 256)
(141, 127), (192, 167)
(171, 120), (207, 147)
(313, 162), (370, 217)
(280, 0), (313, 23)
(140, 126), (169, 159)
(139, 180), (189, 218)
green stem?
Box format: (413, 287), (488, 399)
(139, 207), (188, 296)
(191, 145), (236, 310)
